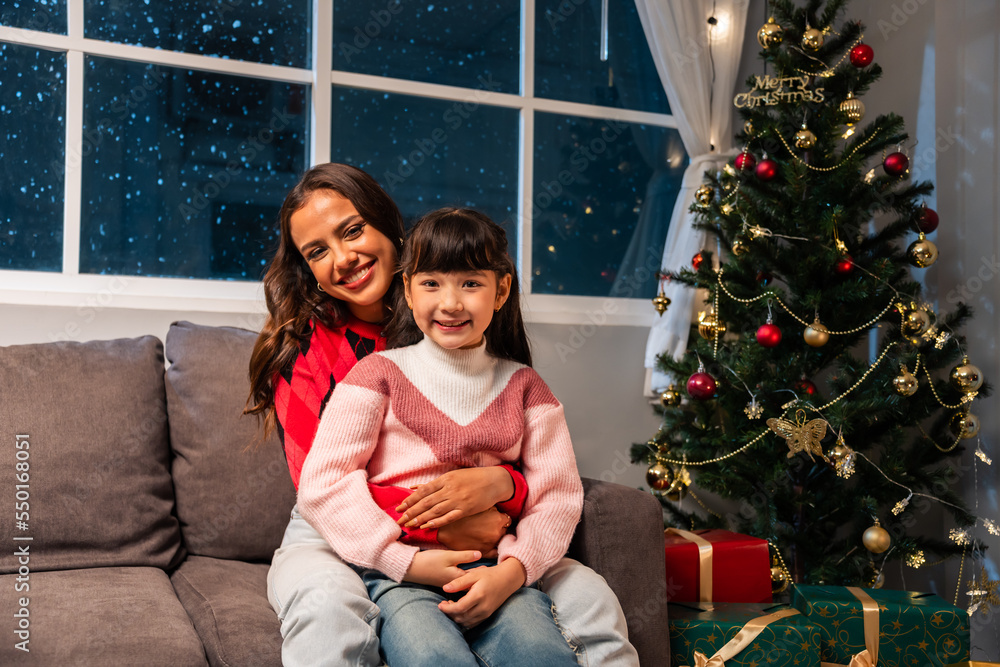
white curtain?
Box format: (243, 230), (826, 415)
(634, 0), (748, 390)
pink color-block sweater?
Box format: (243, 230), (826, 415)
(298, 336), (584, 585)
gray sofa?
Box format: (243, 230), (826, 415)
(0, 320), (668, 666)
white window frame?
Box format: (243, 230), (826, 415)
(0, 0), (676, 327)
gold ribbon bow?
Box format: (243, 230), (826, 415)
(666, 528), (714, 602)
(821, 587), (880, 667)
(689, 608), (802, 666)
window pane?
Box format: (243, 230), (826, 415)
(535, 0), (668, 114)
(331, 86), (519, 243)
(532, 112), (687, 298)
(333, 2), (519, 94)
(83, 0), (310, 68)
(80, 57), (308, 279)
(0, 44), (65, 271)
(1, 1), (66, 34)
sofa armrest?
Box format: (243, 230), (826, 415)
(568, 477), (668, 667)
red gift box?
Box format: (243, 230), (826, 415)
(664, 528), (772, 603)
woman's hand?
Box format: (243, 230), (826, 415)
(437, 507), (512, 556)
(403, 549), (482, 588)
(438, 557), (526, 628)
(396, 467), (514, 529)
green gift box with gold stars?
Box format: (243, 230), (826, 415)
(668, 602), (821, 667)
(790, 585), (970, 667)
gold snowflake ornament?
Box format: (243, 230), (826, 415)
(767, 409), (829, 461)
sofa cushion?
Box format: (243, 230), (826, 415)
(165, 321), (296, 561)
(171, 556), (282, 667)
(0, 566), (207, 665)
(0, 337), (183, 573)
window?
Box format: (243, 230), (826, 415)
(0, 0), (683, 321)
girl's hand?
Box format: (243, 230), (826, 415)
(403, 549), (482, 588)
(438, 558), (526, 628)
(437, 507), (512, 556)
(396, 467), (514, 529)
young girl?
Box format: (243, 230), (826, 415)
(298, 208), (586, 666)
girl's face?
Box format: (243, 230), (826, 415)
(404, 269), (511, 350)
(289, 191), (397, 323)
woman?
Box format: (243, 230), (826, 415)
(247, 163), (637, 667)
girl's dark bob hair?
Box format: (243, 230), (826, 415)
(385, 207), (531, 367)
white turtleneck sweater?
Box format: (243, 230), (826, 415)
(298, 336), (583, 585)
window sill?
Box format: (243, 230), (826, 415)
(0, 271), (659, 327)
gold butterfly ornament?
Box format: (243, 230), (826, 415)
(766, 409), (829, 461)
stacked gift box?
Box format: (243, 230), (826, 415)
(664, 529), (972, 666)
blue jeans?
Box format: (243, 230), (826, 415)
(359, 561), (579, 667)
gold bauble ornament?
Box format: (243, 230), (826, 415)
(872, 572), (885, 589)
(652, 290), (671, 317)
(664, 477), (688, 502)
(743, 119), (754, 136)
(794, 126), (817, 150)
(801, 26), (824, 50)
(732, 234), (750, 256)
(695, 184), (714, 206)
(951, 412), (981, 439)
(771, 566), (789, 594)
(660, 384), (682, 407)
(904, 308), (932, 336)
(863, 521), (891, 554)
(839, 92), (866, 127)
(697, 310), (726, 340)
(893, 366), (919, 396)
(757, 17), (784, 49)
(951, 358), (984, 393)
(803, 318), (830, 347)
(907, 233), (939, 268)
(646, 462), (673, 490)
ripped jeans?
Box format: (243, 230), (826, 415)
(358, 560), (579, 667)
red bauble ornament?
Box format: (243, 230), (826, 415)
(692, 252), (704, 271)
(756, 323), (782, 347)
(796, 378), (818, 396)
(883, 152), (909, 176)
(917, 206), (939, 233)
(850, 43), (874, 68)
(834, 254), (854, 275)
(734, 152), (756, 171)
(687, 371), (717, 400)
(755, 158), (778, 181)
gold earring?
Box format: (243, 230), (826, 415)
(317, 282), (325, 293)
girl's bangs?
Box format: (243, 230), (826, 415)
(410, 214), (499, 274)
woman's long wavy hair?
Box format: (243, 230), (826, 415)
(245, 163), (405, 435)
(383, 208), (531, 367)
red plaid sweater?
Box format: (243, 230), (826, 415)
(274, 316), (527, 544)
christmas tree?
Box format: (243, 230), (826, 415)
(635, 0), (990, 589)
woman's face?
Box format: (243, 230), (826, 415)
(289, 190), (398, 323)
